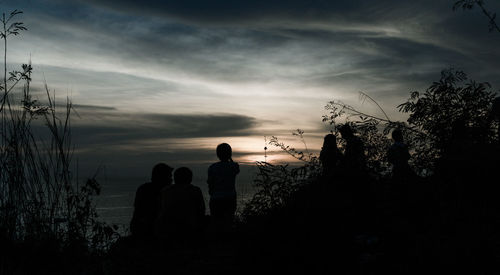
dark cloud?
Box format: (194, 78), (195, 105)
(27, 108), (260, 176)
(68, 111), (258, 147)
(72, 104), (117, 111)
(81, 0), (350, 23)
(79, 0), (437, 25)
(24, 106), (262, 178)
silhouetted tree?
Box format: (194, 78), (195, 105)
(398, 69), (497, 173)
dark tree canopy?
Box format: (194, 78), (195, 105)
(398, 69), (497, 173)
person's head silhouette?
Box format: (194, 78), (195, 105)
(392, 129), (404, 143)
(338, 124), (354, 139)
(323, 134), (337, 149)
(216, 143), (232, 161)
(174, 167), (193, 185)
(151, 163), (173, 184)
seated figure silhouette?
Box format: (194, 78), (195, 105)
(338, 124), (366, 173)
(387, 129), (413, 183)
(130, 163), (173, 240)
(207, 143), (240, 232)
(319, 134), (343, 178)
(155, 167), (206, 243)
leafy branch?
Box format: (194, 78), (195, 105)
(359, 91), (391, 121)
(270, 130), (317, 163)
(454, 0), (500, 33)
(1, 10), (27, 92)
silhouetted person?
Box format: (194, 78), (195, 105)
(338, 124), (366, 172)
(156, 167), (205, 245)
(207, 143), (239, 232)
(130, 163), (173, 239)
(319, 134), (343, 178)
(384, 129), (419, 272)
(387, 129), (413, 183)
(338, 124), (374, 232)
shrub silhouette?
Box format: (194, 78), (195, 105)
(239, 68), (499, 274)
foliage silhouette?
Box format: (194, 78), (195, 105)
(239, 68), (499, 274)
(0, 9), (118, 274)
(242, 130), (321, 220)
(398, 68), (497, 173)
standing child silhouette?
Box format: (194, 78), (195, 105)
(207, 143), (239, 232)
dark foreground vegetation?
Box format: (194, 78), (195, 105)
(1, 5), (500, 275)
(0, 10), (118, 275)
(103, 68), (499, 275)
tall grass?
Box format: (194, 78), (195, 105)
(0, 10), (117, 252)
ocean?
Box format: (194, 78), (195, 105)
(94, 165), (258, 234)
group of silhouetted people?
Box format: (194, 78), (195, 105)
(319, 124), (419, 205)
(316, 119), (500, 273)
(129, 143), (239, 246)
(320, 124), (414, 181)
(118, 115), (500, 274)
(130, 124), (416, 247)
(320, 124), (368, 179)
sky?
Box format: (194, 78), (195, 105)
(1, 0), (500, 181)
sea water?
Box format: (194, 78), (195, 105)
(94, 165), (258, 234)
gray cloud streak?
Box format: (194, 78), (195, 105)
(7, 0), (498, 94)
(68, 111), (259, 147)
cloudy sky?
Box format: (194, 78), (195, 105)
(1, 0), (499, 180)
